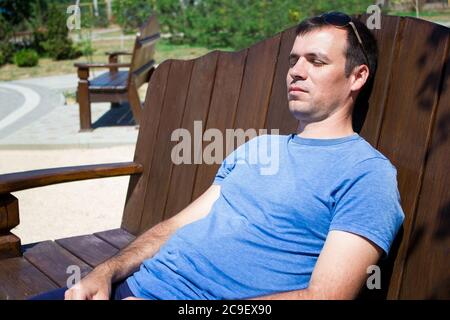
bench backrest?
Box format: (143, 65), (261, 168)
(121, 15), (449, 299)
(128, 15), (161, 89)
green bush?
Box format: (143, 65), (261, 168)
(41, 4), (81, 60)
(0, 42), (15, 66)
(0, 15), (15, 66)
(14, 49), (39, 67)
(76, 36), (96, 58)
(32, 28), (49, 56)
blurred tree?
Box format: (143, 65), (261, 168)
(41, 3), (81, 60)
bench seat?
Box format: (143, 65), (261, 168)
(89, 70), (129, 92)
(0, 228), (135, 300)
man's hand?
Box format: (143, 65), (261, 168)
(64, 265), (113, 300)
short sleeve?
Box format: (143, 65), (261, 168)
(213, 150), (237, 185)
(329, 158), (405, 257)
(213, 135), (261, 185)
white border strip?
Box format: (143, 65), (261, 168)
(0, 83), (41, 130)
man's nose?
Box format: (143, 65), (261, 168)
(289, 57), (307, 81)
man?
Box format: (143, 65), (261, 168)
(33, 12), (404, 300)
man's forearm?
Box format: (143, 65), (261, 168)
(249, 288), (316, 300)
(97, 219), (178, 282)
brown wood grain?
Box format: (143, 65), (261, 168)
(0, 162), (143, 194)
(74, 62), (131, 69)
(89, 70), (129, 91)
(377, 18), (449, 299)
(122, 60), (172, 235)
(56, 234), (119, 267)
(164, 51), (219, 220)
(192, 50), (248, 199)
(397, 39), (450, 299)
(0, 257), (57, 300)
(356, 15), (401, 146)
(94, 228), (136, 250)
(0, 193), (19, 232)
(138, 59), (195, 231)
(23, 241), (92, 287)
(0, 233), (21, 259)
(234, 34), (281, 132)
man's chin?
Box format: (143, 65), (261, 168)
(288, 101), (311, 116)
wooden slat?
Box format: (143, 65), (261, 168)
(90, 70), (129, 91)
(375, 18), (449, 299)
(56, 235), (119, 267)
(90, 92), (128, 103)
(130, 15), (160, 88)
(23, 241), (92, 288)
(398, 42), (450, 299)
(192, 50), (248, 199)
(94, 228), (136, 250)
(0, 162), (143, 194)
(138, 59), (195, 231)
(265, 27), (299, 134)
(122, 61), (172, 235)
(234, 33), (281, 132)
(356, 15), (401, 145)
(163, 51), (219, 219)
(0, 257), (57, 300)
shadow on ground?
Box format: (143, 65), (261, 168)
(92, 103), (136, 129)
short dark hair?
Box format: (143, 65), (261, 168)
(295, 14), (378, 85)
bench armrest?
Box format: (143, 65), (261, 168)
(74, 62), (131, 69)
(0, 162), (143, 194)
(106, 51), (133, 57)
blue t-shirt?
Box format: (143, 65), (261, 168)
(127, 133), (404, 299)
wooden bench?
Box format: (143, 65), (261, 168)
(0, 14), (448, 299)
(74, 15), (160, 131)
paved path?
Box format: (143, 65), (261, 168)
(0, 73), (139, 244)
(0, 73), (138, 149)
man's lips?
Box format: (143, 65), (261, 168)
(288, 86), (308, 93)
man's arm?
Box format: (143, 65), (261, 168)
(250, 230), (383, 300)
(65, 184), (221, 300)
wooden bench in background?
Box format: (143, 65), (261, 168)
(0, 15), (448, 299)
(74, 15), (160, 131)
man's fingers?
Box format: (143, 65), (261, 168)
(64, 289), (72, 300)
(123, 296), (145, 300)
(92, 292), (109, 300)
(69, 287), (88, 300)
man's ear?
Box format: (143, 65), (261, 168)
(350, 65), (370, 92)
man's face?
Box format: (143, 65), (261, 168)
(286, 26), (354, 122)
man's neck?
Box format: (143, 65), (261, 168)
(296, 105), (355, 139)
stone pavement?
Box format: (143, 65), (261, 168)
(0, 74), (139, 244)
(0, 73), (139, 149)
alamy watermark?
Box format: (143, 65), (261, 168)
(66, 0), (81, 31)
(66, 265), (81, 288)
(367, 265), (381, 290)
(366, 1), (385, 30)
(171, 121), (280, 175)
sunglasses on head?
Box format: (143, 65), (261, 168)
(320, 11), (370, 68)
